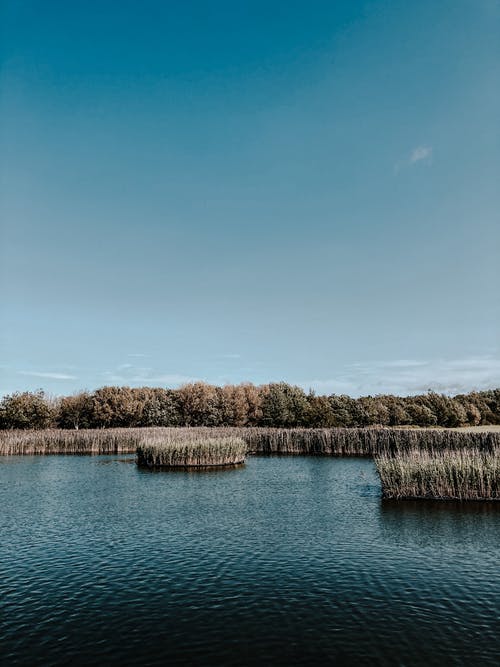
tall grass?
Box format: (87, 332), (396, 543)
(375, 449), (500, 500)
(1, 426), (498, 456)
(136, 434), (246, 468)
(0, 428), (143, 455)
(237, 427), (499, 456)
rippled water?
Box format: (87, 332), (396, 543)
(0, 455), (499, 666)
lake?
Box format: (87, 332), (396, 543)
(0, 455), (499, 666)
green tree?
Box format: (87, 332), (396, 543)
(90, 386), (143, 427)
(139, 388), (180, 426)
(57, 392), (93, 429)
(259, 383), (310, 427)
(0, 390), (54, 429)
(306, 393), (336, 427)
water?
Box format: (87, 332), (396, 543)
(0, 455), (499, 666)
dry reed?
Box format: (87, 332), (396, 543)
(136, 434), (246, 468)
(375, 448), (500, 500)
(0, 428), (142, 455)
(1, 426), (499, 456)
(237, 427), (499, 456)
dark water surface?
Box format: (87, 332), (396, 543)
(0, 455), (499, 666)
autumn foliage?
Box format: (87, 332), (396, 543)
(0, 383), (499, 430)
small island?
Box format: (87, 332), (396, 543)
(136, 434), (247, 470)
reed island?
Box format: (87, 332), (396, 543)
(375, 448), (500, 501)
(136, 433), (247, 469)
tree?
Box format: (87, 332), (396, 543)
(91, 386), (143, 428)
(0, 390), (54, 429)
(328, 395), (358, 427)
(139, 388), (180, 426)
(405, 401), (437, 427)
(259, 383), (310, 427)
(381, 395), (412, 426)
(177, 382), (221, 426)
(57, 392), (93, 429)
(241, 383), (263, 425)
(306, 393), (336, 427)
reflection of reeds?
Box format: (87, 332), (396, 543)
(136, 434), (246, 468)
(0, 426), (498, 456)
(375, 449), (500, 500)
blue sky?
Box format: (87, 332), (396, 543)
(1, 0), (499, 397)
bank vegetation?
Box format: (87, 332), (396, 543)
(1, 426), (499, 456)
(1, 384), (499, 431)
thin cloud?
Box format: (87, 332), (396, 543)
(131, 374), (199, 385)
(101, 365), (198, 387)
(18, 371), (78, 380)
(409, 145), (432, 164)
(394, 145), (433, 173)
(383, 359), (429, 368)
(299, 356), (500, 397)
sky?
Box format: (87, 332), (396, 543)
(1, 0), (499, 398)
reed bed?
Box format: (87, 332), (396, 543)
(1, 426), (499, 456)
(0, 428), (143, 455)
(136, 434), (246, 469)
(375, 449), (500, 501)
(236, 427), (500, 456)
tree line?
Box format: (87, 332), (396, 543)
(1, 383), (499, 430)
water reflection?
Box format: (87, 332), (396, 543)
(381, 496), (500, 516)
(136, 462), (246, 474)
(378, 497), (500, 549)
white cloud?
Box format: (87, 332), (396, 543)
(409, 145), (433, 164)
(18, 371), (78, 380)
(131, 374), (198, 386)
(383, 359), (429, 368)
(394, 145), (433, 173)
(101, 365), (198, 387)
(298, 356), (500, 397)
